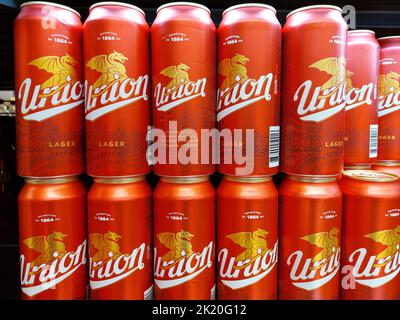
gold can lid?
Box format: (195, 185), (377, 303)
(343, 170), (399, 182)
(287, 174), (337, 183)
(94, 176), (146, 184)
(25, 176), (79, 184)
(160, 175), (209, 184)
(224, 175), (272, 183)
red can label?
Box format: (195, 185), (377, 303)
(19, 181), (87, 299)
(340, 175), (400, 300)
(279, 179), (342, 299)
(84, 8), (150, 177)
(151, 6), (216, 176)
(378, 38), (400, 161)
(217, 7), (281, 176)
(153, 63), (207, 112)
(281, 9), (347, 175)
(14, 6), (84, 177)
(20, 232), (87, 298)
(18, 55), (83, 122)
(88, 179), (152, 300)
(218, 223), (278, 298)
(342, 224), (400, 292)
(153, 212), (215, 298)
(88, 227), (152, 299)
(344, 32), (379, 165)
(283, 226), (341, 292)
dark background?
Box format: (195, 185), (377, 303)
(0, 0), (400, 300)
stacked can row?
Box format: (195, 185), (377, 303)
(14, 1), (400, 301)
(14, 2), (400, 179)
(19, 169), (400, 300)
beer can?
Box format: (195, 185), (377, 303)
(372, 161), (400, 177)
(377, 36), (400, 162)
(153, 176), (215, 300)
(151, 2), (216, 176)
(14, 2), (85, 178)
(281, 6), (348, 176)
(279, 174), (342, 300)
(18, 177), (87, 300)
(88, 176), (152, 300)
(84, 2), (150, 177)
(217, 175), (278, 300)
(339, 170), (400, 300)
(217, 4), (281, 176)
(345, 30), (379, 166)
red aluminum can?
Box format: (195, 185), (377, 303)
(87, 176), (152, 300)
(14, 2), (84, 178)
(372, 161), (400, 177)
(18, 177), (87, 300)
(339, 170), (400, 300)
(281, 6), (348, 176)
(151, 3), (216, 176)
(153, 176), (215, 300)
(345, 30), (379, 166)
(84, 3), (150, 177)
(217, 176), (278, 300)
(217, 4), (281, 176)
(377, 36), (400, 162)
(279, 175), (342, 300)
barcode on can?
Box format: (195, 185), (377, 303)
(369, 124), (378, 158)
(269, 126), (280, 168)
(146, 125), (154, 165)
(144, 285), (153, 300)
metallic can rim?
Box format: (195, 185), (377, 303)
(20, 1), (80, 17)
(377, 35), (400, 41)
(89, 173), (149, 179)
(343, 170), (399, 182)
(286, 5), (342, 19)
(160, 175), (209, 184)
(344, 164), (372, 170)
(287, 174), (337, 183)
(94, 176), (146, 184)
(223, 175), (272, 183)
(25, 176), (79, 184)
(156, 2), (210, 14)
(348, 29), (375, 35)
(374, 161), (400, 167)
(222, 3), (276, 16)
(89, 2), (145, 16)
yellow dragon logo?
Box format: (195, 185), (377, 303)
(218, 53), (250, 90)
(226, 228), (268, 269)
(160, 63), (191, 89)
(23, 231), (68, 274)
(86, 51), (128, 91)
(28, 54), (78, 94)
(379, 71), (400, 97)
(157, 230), (194, 263)
(89, 231), (124, 268)
(301, 227), (339, 270)
(365, 225), (400, 267)
(309, 57), (353, 98)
